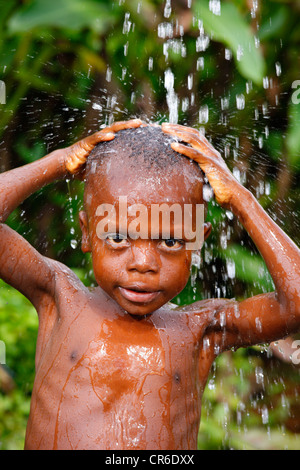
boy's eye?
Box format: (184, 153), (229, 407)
(105, 234), (129, 247)
(159, 239), (184, 251)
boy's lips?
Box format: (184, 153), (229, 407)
(118, 285), (161, 304)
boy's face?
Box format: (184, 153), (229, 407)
(80, 162), (210, 316)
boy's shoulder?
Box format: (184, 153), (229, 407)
(46, 259), (93, 307)
(172, 297), (234, 315)
(164, 297), (235, 331)
(51, 260), (86, 288)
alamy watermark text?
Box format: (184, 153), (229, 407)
(95, 197), (204, 250)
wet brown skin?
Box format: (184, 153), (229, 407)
(0, 121), (299, 450)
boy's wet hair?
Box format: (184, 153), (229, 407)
(83, 125), (207, 219)
(85, 125), (205, 176)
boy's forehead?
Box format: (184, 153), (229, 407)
(86, 163), (204, 208)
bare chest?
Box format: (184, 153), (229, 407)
(29, 295), (214, 449)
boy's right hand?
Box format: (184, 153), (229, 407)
(65, 119), (144, 176)
(161, 123), (241, 208)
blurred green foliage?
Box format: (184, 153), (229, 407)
(0, 280), (38, 450)
(0, 0), (299, 450)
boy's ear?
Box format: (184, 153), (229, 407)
(203, 222), (212, 240)
(79, 211), (91, 253)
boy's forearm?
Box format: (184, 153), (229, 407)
(0, 149), (67, 222)
(0, 121), (144, 223)
(230, 186), (300, 308)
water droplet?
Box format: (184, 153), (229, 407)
(246, 81), (253, 94)
(220, 231), (227, 249)
(226, 259), (235, 279)
(121, 67), (127, 81)
(199, 104), (209, 124)
(203, 184), (214, 201)
(263, 76), (269, 89)
(224, 48), (232, 60)
(209, 0), (221, 16)
(106, 67), (112, 82)
(164, 0), (172, 18)
(236, 94), (245, 110)
(181, 97), (189, 112)
(70, 239), (78, 249)
(192, 252), (201, 269)
(208, 379), (215, 390)
(158, 22), (173, 39)
(261, 406), (269, 425)
(255, 366), (264, 385)
(92, 103), (102, 111)
(250, 0), (258, 18)
(265, 125), (269, 138)
(221, 97), (229, 110)
(164, 68), (179, 124)
(237, 45), (244, 61)
(122, 12), (132, 35)
(196, 34), (210, 52)
(275, 61), (282, 76)
(233, 167), (241, 182)
(255, 317), (262, 332)
(197, 57), (204, 71)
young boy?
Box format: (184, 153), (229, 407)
(0, 120), (299, 450)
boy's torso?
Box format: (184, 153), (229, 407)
(25, 264), (221, 450)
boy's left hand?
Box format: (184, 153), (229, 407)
(65, 119), (144, 177)
(162, 123), (240, 208)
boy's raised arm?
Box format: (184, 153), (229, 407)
(162, 123), (300, 350)
(0, 119), (143, 308)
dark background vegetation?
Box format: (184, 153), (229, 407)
(0, 0), (299, 449)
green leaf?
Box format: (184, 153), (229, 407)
(258, 5), (289, 41)
(8, 0), (114, 33)
(286, 100), (300, 172)
(193, 0), (266, 85)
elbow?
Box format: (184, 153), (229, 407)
(0, 191), (9, 223)
(284, 298), (300, 331)
(276, 287), (300, 330)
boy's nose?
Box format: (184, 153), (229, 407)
(126, 243), (160, 274)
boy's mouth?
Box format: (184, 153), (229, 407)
(118, 285), (161, 304)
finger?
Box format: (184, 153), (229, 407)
(82, 131), (115, 148)
(105, 119), (144, 133)
(162, 123), (215, 152)
(163, 123), (211, 146)
(162, 123), (199, 137)
(167, 128), (214, 156)
(171, 142), (213, 168)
